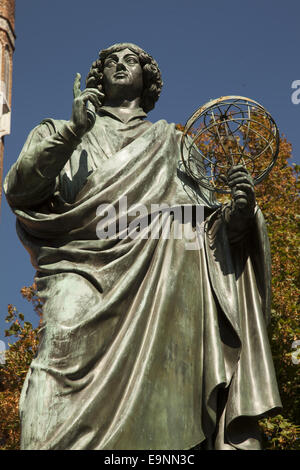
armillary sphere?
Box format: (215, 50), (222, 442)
(180, 96), (280, 194)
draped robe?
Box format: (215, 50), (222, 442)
(4, 108), (282, 450)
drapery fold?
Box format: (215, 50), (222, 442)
(4, 117), (281, 450)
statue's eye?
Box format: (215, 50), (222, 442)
(126, 57), (138, 65)
(105, 59), (117, 67)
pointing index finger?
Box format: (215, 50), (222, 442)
(73, 73), (82, 99)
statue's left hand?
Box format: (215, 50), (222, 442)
(228, 165), (255, 217)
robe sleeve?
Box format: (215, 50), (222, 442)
(205, 204), (271, 327)
(3, 120), (82, 209)
(208, 202), (256, 245)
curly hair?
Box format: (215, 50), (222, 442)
(85, 43), (163, 113)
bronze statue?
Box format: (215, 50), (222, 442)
(4, 43), (282, 450)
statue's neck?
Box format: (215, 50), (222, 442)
(99, 104), (146, 124)
(102, 97), (142, 122)
(103, 94), (141, 108)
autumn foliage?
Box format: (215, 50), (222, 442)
(255, 136), (300, 449)
(0, 286), (41, 449)
(0, 128), (299, 449)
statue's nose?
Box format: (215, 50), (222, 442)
(116, 62), (126, 71)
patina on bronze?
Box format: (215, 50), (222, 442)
(4, 43), (282, 450)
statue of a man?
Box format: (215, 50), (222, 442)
(4, 43), (281, 450)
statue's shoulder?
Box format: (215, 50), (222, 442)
(159, 120), (185, 139)
(151, 119), (177, 132)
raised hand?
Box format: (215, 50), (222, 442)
(227, 165), (255, 217)
(69, 73), (104, 138)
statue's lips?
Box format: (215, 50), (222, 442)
(114, 72), (128, 78)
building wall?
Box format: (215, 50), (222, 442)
(0, 0), (15, 210)
(0, 0), (15, 28)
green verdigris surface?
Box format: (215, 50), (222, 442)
(4, 43), (282, 450)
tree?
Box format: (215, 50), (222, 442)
(0, 285), (41, 450)
(255, 138), (300, 450)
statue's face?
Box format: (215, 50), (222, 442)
(102, 48), (143, 101)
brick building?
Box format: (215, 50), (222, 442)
(0, 0), (15, 210)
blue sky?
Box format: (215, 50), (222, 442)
(1, 0), (299, 343)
